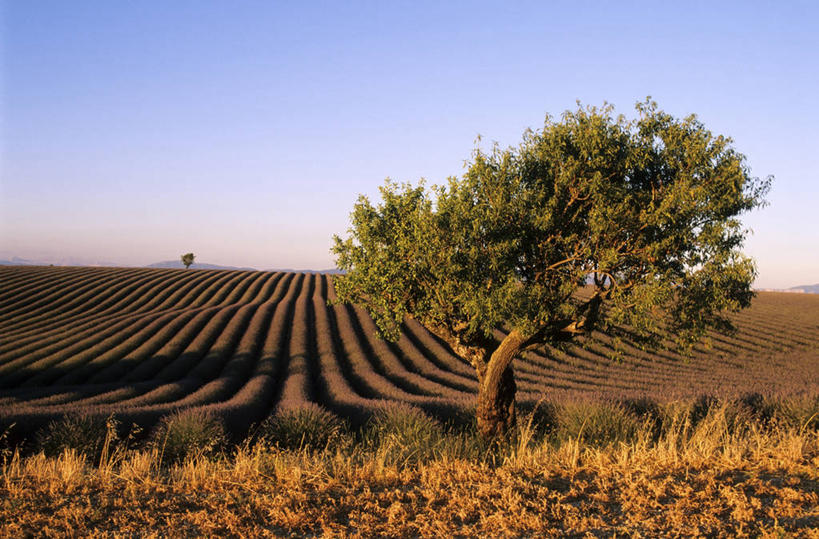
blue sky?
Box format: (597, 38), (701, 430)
(1, 1), (817, 287)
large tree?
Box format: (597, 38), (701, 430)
(332, 100), (771, 439)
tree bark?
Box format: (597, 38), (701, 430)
(477, 363), (517, 439)
(476, 330), (527, 439)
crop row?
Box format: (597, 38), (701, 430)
(0, 265), (817, 438)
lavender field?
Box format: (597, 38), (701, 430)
(2, 265), (818, 438)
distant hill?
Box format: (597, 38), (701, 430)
(755, 284), (819, 294)
(0, 256), (341, 274)
(146, 261), (258, 271)
(0, 256), (119, 267)
(787, 284), (819, 294)
(146, 261), (343, 273)
(267, 268), (343, 274)
(0, 257), (37, 266)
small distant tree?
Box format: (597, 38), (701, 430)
(181, 253), (195, 269)
(332, 100), (771, 439)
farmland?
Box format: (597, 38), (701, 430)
(2, 265), (819, 535)
(2, 265), (818, 440)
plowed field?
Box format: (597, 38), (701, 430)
(2, 266), (818, 437)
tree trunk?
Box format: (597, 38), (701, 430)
(476, 363), (517, 439)
(475, 330), (527, 439)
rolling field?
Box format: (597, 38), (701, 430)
(2, 265), (819, 439)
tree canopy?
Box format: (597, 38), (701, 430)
(332, 100), (771, 438)
(181, 253), (195, 269)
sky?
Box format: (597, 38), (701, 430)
(1, 1), (817, 288)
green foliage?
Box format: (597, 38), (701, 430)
(258, 404), (349, 452)
(332, 99), (771, 355)
(36, 413), (118, 461)
(181, 252), (195, 269)
(152, 408), (226, 464)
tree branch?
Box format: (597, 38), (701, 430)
(424, 320), (494, 375)
(524, 291), (605, 348)
(534, 255), (581, 282)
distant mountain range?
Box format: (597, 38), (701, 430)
(785, 284), (819, 294)
(146, 261), (341, 273)
(0, 256), (120, 267)
(0, 256), (339, 274)
(146, 260), (258, 271)
(268, 268), (344, 274)
(0, 257), (36, 266)
(754, 284), (819, 294)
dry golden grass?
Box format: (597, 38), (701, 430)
(2, 406), (818, 537)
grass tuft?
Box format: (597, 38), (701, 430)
(35, 413), (119, 463)
(151, 408), (226, 465)
(555, 401), (643, 447)
(764, 394), (819, 431)
(258, 403), (349, 452)
(363, 403), (447, 466)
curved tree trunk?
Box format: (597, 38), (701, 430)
(476, 363), (517, 439)
(475, 329), (526, 439)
